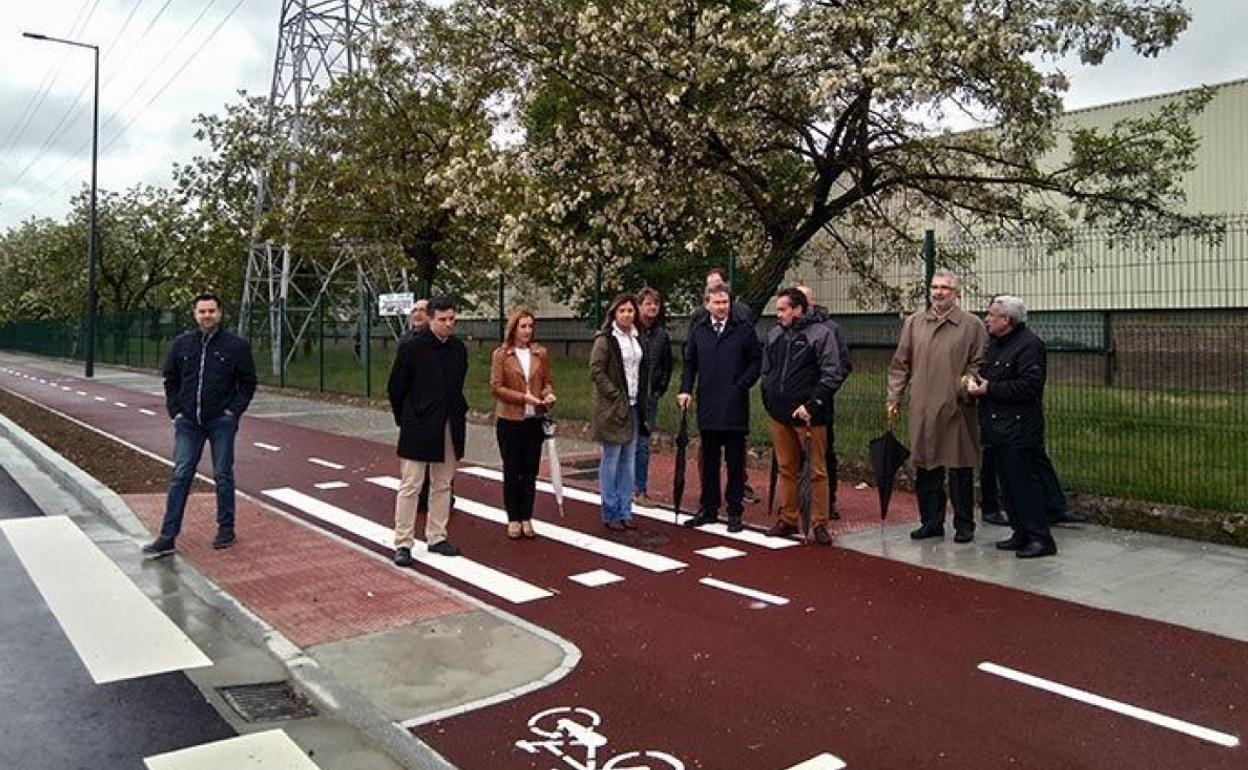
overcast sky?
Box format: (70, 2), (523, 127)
(1, 0), (1245, 232)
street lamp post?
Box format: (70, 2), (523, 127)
(23, 32), (100, 378)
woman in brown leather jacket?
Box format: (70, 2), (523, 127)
(490, 307), (556, 538)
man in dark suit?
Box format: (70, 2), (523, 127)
(678, 285), (763, 532)
(388, 295), (469, 563)
(967, 295), (1058, 559)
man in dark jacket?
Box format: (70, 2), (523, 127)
(689, 266), (754, 329)
(399, 298), (429, 344)
(388, 295), (469, 562)
(143, 292), (256, 557)
(798, 285), (851, 519)
(967, 295), (1058, 559)
(634, 287), (673, 506)
(760, 288), (841, 545)
(678, 285), (762, 532)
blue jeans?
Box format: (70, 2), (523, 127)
(633, 395), (660, 495)
(160, 413), (239, 541)
(600, 406), (640, 523)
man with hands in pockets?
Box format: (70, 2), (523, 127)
(144, 292), (257, 557)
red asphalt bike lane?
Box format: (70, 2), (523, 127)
(3, 364), (1245, 770)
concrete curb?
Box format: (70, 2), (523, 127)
(0, 409), (457, 770)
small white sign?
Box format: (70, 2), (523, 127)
(377, 292), (414, 316)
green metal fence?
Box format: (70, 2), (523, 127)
(2, 220), (1245, 513)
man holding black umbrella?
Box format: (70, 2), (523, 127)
(677, 285), (762, 533)
(760, 288), (842, 545)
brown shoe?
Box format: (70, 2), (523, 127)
(521, 520), (536, 539)
(811, 523), (832, 545)
(766, 520), (799, 538)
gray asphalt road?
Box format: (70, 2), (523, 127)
(0, 463), (236, 770)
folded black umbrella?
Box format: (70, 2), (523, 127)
(766, 449), (779, 517)
(868, 429), (910, 519)
(672, 408), (690, 523)
(797, 429), (814, 541)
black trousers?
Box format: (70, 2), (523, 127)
(915, 466), (974, 533)
(989, 445), (1055, 546)
(700, 429), (747, 516)
(981, 446), (1067, 518)
(496, 417), (545, 522)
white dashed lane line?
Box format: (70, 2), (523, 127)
(699, 577), (789, 607)
(308, 457), (345, 470)
(138, 408), (156, 416)
(696, 546), (747, 561)
(569, 570), (624, 588)
(977, 662), (1240, 748)
(313, 481), (349, 490)
(253, 442), (281, 452)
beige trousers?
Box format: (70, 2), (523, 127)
(394, 422), (456, 548)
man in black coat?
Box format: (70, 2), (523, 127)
(143, 292), (256, 557)
(967, 295), (1058, 559)
(387, 295), (469, 562)
(678, 285), (762, 532)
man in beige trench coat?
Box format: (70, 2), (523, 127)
(886, 271), (988, 543)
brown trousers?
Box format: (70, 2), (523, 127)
(769, 419), (829, 526)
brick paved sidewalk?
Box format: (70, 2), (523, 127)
(126, 494), (471, 648)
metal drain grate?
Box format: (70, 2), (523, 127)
(217, 681), (318, 723)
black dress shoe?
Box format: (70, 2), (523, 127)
(995, 534), (1028, 551)
(953, 530), (974, 544)
(909, 525), (945, 540)
(1015, 540), (1058, 559)
(726, 515), (744, 533)
(982, 511), (1010, 526)
(1050, 510), (1089, 525)
(682, 511), (719, 528)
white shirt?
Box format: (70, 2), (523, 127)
(515, 347), (534, 417)
(612, 323), (642, 405)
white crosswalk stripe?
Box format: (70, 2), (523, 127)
(144, 730), (323, 770)
(261, 487), (552, 604)
(458, 466), (799, 550)
(0, 516), (211, 683)
(365, 476), (687, 573)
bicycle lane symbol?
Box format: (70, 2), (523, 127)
(514, 706), (684, 770)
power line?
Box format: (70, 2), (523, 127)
(4, 0), (253, 226)
(0, 0), (96, 170)
(1, 0), (152, 192)
(4, 0), (221, 203)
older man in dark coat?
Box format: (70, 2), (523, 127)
(387, 295), (468, 562)
(678, 285), (762, 532)
(967, 295), (1058, 559)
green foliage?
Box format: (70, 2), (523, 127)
(458, 0), (1212, 317)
